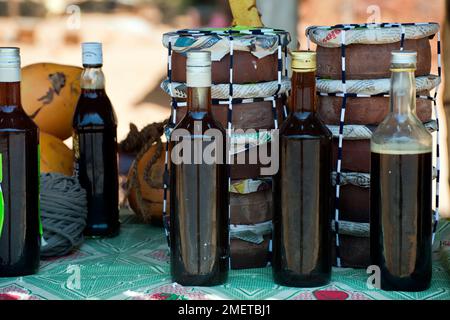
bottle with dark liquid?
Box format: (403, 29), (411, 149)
(272, 51), (332, 287)
(169, 51), (229, 286)
(0, 48), (41, 276)
(371, 51), (432, 291)
(73, 42), (119, 237)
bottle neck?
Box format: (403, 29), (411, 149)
(81, 66), (105, 91)
(291, 70), (316, 114)
(187, 87), (211, 113)
(390, 69), (416, 116)
(0, 81), (22, 109)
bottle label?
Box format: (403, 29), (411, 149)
(0, 68), (20, 82)
(0, 153), (4, 238)
(82, 42), (103, 66)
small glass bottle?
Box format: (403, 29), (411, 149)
(73, 42), (120, 237)
(272, 51), (333, 287)
(169, 51), (229, 286)
(370, 50), (432, 291)
(0, 47), (41, 276)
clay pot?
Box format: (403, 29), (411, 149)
(340, 185), (370, 222)
(332, 139), (371, 173)
(231, 189), (272, 225)
(319, 91), (432, 125)
(175, 99), (284, 130)
(332, 235), (370, 268)
(231, 236), (271, 269)
(172, 51), (278, 84)
(317, 38), (431, 80)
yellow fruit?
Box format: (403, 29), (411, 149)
(40, 131), (74, 176)
(22, 63), (82, 140)
(229, 0), (263, 27)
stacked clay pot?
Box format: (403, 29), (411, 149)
(161, 28), (291, 269)
(307, 23), (440, 267)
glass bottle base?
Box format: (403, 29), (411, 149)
(171, 272), (228, 287)
(84, 223), (120, 238)
(273, 270), (331, 288)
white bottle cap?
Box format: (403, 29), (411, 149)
(186, 51), (211, 87)
(391, 50), (417, 64)
(0, 47), (21, 82)
(82, 42), (103, 66)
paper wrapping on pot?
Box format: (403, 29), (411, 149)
(230, 221), (272, 244)
(230, 179), (271, 194)
(165, 121), (274, 156)
(161, 77), (291, 99)
(317, 74), (440, 95)
(326, 120), (437, 140)
(163, 28), (291, 60)
(307, 23), (439, 48)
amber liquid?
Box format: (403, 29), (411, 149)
(272, 70), (332, 287)
(170, 87), (229, 286)
(370, 151), (432, 291)
(73, 89), (119, 237)
(0, 82), (40, 276)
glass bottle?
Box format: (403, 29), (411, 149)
(272, 51), (333, 287)
(73, 42), (119, 237)
(0, 47), (41, 276)
(371, 50), (432, 291)
(169, 51), (229, 286)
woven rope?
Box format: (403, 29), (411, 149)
(40, 173), (87, 257)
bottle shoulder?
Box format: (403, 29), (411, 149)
(280, 112), (332, 138)
(371, 113), (432, 153)
(73, 91), (117, 128)
(174, 111), (225, 134)
(0, 106), (39, 131)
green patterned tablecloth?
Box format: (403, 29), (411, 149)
(1, 211), (449, 300)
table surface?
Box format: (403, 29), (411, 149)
(1, 211), (449, 300)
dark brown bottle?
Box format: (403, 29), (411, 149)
(73, 42), (119, 237)
(169, 51), (229, 286)
(273, 51), (332, 287)
(370, 51), (432, 291)
(0, 47), (41, 276)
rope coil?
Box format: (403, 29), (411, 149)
(40, 173), (87, 257)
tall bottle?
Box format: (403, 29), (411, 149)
(272, 51), (332, 287)
(0, 48), (41, 276)
(370, 51), (432, 291)
(169, 51), (229, 286)
(73, 42), (119, 237)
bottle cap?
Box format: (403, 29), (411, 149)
(0, 47), (21, 82)
(186, 51), (211, 87)
(391, 50), (417, 65)
(82, 42), (103, 66)
(291, 50), (316, 72)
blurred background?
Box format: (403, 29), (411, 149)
(0, 0), (448, 217)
